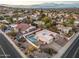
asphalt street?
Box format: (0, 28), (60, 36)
(62, 35), (79, 58)
(0, 33), (22, 58)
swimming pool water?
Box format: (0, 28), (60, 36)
(26, 35), (37, 43)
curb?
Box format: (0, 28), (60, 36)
(53, 32), (79, 58)
(0, 30), (27, 58)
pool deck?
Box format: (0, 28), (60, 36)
(23, 28), (41, 49)
(23, 28), (41, 36)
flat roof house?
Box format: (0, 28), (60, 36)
(35, 29), (57, 44)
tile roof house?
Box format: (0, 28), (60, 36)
(16, 23), (30, 33)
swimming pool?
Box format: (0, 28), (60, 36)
(26, 35), (37, 43)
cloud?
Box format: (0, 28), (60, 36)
(0, 0), (79, 5)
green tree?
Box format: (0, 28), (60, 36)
(42, 16), (52, 28)
(0, 24), (6, 30)
(7, 30), (17, 37)
(63, 18), (75, 27)
(6, 17), (14, 23)
(0, 16), (4, 20)
(42, 48), (57, 55)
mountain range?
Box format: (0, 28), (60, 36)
(1, 3), (79, 8)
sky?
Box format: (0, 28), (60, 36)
(0, 0), (79, 5)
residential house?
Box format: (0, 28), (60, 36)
(34, 21), (45, 28)
(30, 14), (39, 21)
(0, 20), (9, 24)
(26, 26), (36, 32)
(35, 29), (57, 44)
(10, 24), (18, 32)
(74, 20), (79, 26)
(57, 24), (72, 34)
(16, 23), (30, 34)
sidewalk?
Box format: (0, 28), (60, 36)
(0, 30), (27, 58)
(53, 32), (79, 58)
